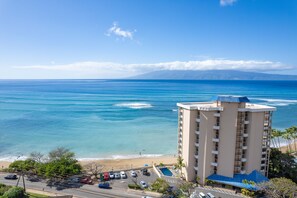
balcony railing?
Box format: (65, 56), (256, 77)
(212, 138), (219, 142)
(240, 170), (246, 174)
(195, 130), (200, 135)
(213, 125), (220, 130)
(194, 166), (199, 171)
(242, 145), (248, 150)
(241, 158), (247, 162)
(196, 118), (201, 122)
(195, 154), (199, 159)
(212, 150), (219, 155)
(243, 133), (248, 138)
(244, 120), (249, 124)
(211, 162), (218, 167)
(195, 142), (199, 147)
(214, 113), (221, 117)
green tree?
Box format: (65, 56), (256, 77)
(48, 147), (75, 161)
(2, 186), (26, 198)
(150, 178), (170, 194)
(286, 126), (297, 152)
(268, 148), (297, 183)
(258, 177), (297, 198)
(178, 181), (194, 197)
(195, 176), (200, 184)
(241, 188), (255, 197)
(175, 156), (185, 178)
(271, 129), (282, 149)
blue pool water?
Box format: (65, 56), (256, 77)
(160, 167), (173, 176)
(0, 80), (297, 160)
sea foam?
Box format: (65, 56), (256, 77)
(114, 102), (153, 109)
(251, 98), (297, 106)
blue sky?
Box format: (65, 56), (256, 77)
(0, 0), (296, 79)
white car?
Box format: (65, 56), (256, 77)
(130, 170), (137, 177)
(120, 171), (127, 179)
(140, 180), (148, 188)
(109, 171), (115, 179)
(114, 172), (121, 179)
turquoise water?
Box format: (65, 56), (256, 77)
(160, 167), (173, 177)
(0, 80), (296, 160)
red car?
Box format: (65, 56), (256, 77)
(80, 177), (93, 185)
(103, 172), (110, 181)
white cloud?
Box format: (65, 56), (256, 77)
(106, 22), (134, 40)
(14, 59), (291, 78)
(220, 0), (237, 6)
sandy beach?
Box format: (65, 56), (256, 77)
(280, 141), (297, 154)
(0, 155), (177, 172)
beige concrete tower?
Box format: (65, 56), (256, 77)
(177, 96), (276, 185)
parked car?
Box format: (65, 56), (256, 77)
(98, 182), (110, 189)
(141, 168), (149, 176)
(199, 192), (206, 198)
(103, 172), (109, 181)
(140, 181), (148, 188)
(130, 170), (137, 177)
(80, 177), (93, 184)
(69, 177), (80, 183)
(109, 171), (115, 179)
(4, 174), (17, 180)
(120, 171), (127, 179)
(206, 193), (215, 198)
(114, 172), (121, 179)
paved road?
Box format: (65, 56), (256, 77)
(0, 173), (156, 198)
(191, 186), (243, 198)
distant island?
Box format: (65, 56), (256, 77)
(130, 70), (297, 80)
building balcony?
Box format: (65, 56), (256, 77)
(211, 162), (218, 167)
(194, 166), (199, 171)
(243, 133), (248, 138)
(214, 113), (221, 117)
(212, 150), (219, 155)
(213, 125), (220, 130)
(180, 120), (183, 124)
(180, 115), (183, 118)
(262, 151), (267, 155)
(242, 145), (248, 150)
(241, 158), (247, 162)
(212, 138), (219, 142)
(195, 142), (199, 147)
(195, 154), (199, 159)
(179, 137), (182, 141)
(195, 130), (200, 135)
(262, 145), (267, 149)
(196, 118), (201, 122)
(244, 120), (249, 124)
(180, 126), (182, 130)
(261, 157), (266, 161)
(264, 126), (269, 130)
(261, 163), (266, 167)
(240, 170), (246, 174)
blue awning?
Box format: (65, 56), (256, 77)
(212, 95), (250, 103)
(207, 170), (268, 191)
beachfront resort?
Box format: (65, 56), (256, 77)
(177, 95), (276, 190)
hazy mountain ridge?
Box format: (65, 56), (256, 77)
(130, 70), (297, 80)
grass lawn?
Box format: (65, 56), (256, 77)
(27, 192), (49, 198)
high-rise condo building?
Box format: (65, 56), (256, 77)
(177, 96), (276, 187)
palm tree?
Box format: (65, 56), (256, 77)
(283, 129), (292, 152)
(272, 129), (283, 149)
(175, 156), (185, 178)
(287, 126), (297, 152)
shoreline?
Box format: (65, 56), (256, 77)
(0, 155), (177, 171)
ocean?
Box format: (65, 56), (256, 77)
(0, 80), (296, 160)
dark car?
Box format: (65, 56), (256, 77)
(141, 168), (150, 176)
(98, 182), (110, 189)
(4, 174), (17, 180)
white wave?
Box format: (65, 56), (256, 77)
(0, 156), (28, 162)
(250, 98), (297, 106)
(77, 154), (165, 161)
(172, 109), (177, 112)
(114, 102), (153, 109)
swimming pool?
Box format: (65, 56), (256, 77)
(160, 167), (173, 176)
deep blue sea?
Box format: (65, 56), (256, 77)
(0, 80), (296, 160)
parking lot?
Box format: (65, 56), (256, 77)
(104, 168), (159, 189)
